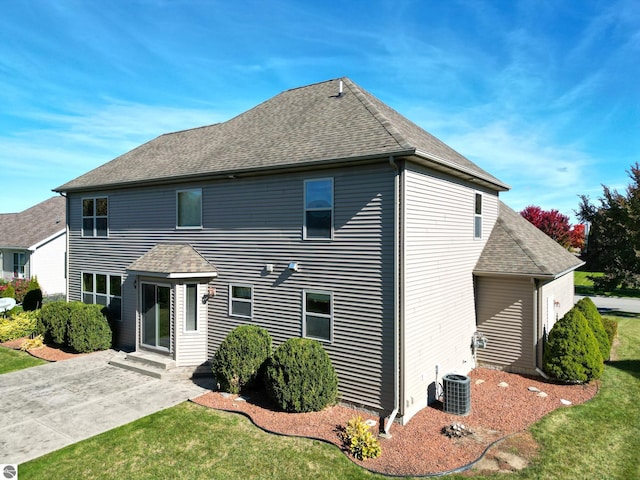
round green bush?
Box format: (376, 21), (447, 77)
(212, 324), (272, 394)
(38, 301), (73, 345)
(67, 303), (112, 353)
(574, 297), (611, 361)
(265, 338), (338, 413)
(543, 308), (603, 382)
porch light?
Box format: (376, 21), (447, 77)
(288, 262), (299, 272)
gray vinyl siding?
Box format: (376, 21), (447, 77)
(402, 163), (499, 422)
(475, 276), (535, 373)
(66, 163), (396, 413)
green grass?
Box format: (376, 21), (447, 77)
(575, 271), (640, 298)
(19, 315), (640, 480)
(0, 345), (46, 374)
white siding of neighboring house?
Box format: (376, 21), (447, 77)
(66, 162), (397, 414)
(401, 163), (499, 423)
(29, 231), (66, 296)
(475, 276), (535, 374)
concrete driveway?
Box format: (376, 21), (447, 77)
(0, 350), (213, 465)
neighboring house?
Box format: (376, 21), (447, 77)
(54, 77), (581, 425)
(0, 196), (67, 297)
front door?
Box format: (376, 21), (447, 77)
(141, 283), (171, 350)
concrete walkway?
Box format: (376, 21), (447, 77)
(0, 350), (214, 465)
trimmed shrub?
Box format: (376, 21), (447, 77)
(574, 297), (611, 361)
(38, 301), (73, 344)
(67, 303), (112, 353)
(1, 284), (15, 299)
(23, 288), (43, 311)
(602, 317), (618, 349)
(265, 338), (338, 413)
(212, 325), (272, 394)
(0, 311), (39, 342)
(543, 308), (603, 382)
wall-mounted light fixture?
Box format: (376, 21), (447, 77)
(202, 285), (216, 304)
(288, 262), (299, 272)
(265, 264), (274, 273)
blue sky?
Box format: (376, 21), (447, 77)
(1, 1), (638, 222)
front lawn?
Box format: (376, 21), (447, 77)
(575, 271), (640, 298)
(0, 345), (46, 374)
(19, 314), (639, 479)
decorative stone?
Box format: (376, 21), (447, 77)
(475, 379), (485, 385)
(497, 382), (509, 388)
(560, 399), (572, 405)
(235, 396), (248, 402)
(364, 419), (377, 428)
(220, 392), (234, 398)
(528, 386), (540, 392)
(536, 391), (548, 398)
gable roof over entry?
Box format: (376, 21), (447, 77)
(127, 244), (218, 279)
(55, 78), (509, 194)
(474, 201), (584, 278)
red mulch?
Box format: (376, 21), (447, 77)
(192, 369), (598, 477)
(1, 337), (86, 361)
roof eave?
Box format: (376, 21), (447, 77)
(474, 261), (584, 280)
(126, 269), (218, 279)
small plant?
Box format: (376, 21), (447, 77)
(0, 311), (39, 342)
(338, 416), (381, 460)
(1, 283), (15, 299)
(265, 338), (338, 413)
(212, 325), (272, 394)
(20, 334), (44, 351)
(543, 308), (603, 382)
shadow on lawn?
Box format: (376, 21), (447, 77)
(606, 359), (640, 380)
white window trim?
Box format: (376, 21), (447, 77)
(228, 283), (253, 319)
(302, 289), (333, 343)
(183, 283), (200, 333)
(303, 178), (334, 240)
(81, 196), (109, 238)
(81, 271), (123, 321)
(474, 192), (483, 239)
(176, 188), (203, 229)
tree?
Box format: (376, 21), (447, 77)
(577, 162), (640, 289)
(520, 205), (584, 249)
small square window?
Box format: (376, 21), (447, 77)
(177, 189), (202, 228)
(229, 284), (253, 318)
(303, 291), (332, 342)
(82, 197), (108, 237)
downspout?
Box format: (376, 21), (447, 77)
(384, 155), (401, 436)
(533, 278), (550, 379)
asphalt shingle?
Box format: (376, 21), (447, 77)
(127, 244), (217, 276)
(0, 196), (66, 249)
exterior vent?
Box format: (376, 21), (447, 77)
(442, 373), (471, 415)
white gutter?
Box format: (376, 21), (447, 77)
(28, 228), (66, 251)
(384, 155), (400, 436)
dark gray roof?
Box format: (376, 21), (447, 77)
(0, 196), (66, 249)
(474, 201), (584, 278)
(55, 78), (508, 192)
(127, 244), (217, 278)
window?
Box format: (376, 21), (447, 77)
(304, 178), (333, 239)
(229, 284), (252, 318)
(303, 290), (332, 342)
(474, 193), (482, 239)
(185, 284), (198, 331)
(82, 272), (122, 321)
(13, 252), (26, 278)
(177, 189), (202, 228)
(82, 197), (108, 237)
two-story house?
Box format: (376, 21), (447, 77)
(54, 78), (582, 426)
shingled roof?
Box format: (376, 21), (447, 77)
(55, 77), (508, 192)
(474, 201), (584, 278)
(0, 196), (66, 249)
(127, 244), (217, 278)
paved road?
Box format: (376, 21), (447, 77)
(0, 350), (213, 465)
(574, 295), (640, 314)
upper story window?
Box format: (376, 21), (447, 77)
(303, 290), (333, 342)
(82, 197), (108, 237)
(474, 193), (482, 239)
(304, 178), (333, 239)
(82, 272), (122, 321)
(177, 188), (202, 228)
(229, 284), (253, 318)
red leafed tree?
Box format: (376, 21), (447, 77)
(520, 205), (579, 249)
(569, 223), (585, 250)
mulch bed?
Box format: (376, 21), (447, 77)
(1, 337), (85, 361)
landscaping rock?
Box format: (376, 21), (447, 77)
(497, 381), (509, 388)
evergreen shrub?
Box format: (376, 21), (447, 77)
(212, 324), (272, 394)
(574, 297), (611, 360)
(265, 338), (338, 413)
(602, 317), (618, 349)
(543, 308), (603, 382)
(38, 301), (73, 344)
(67, 303), (112, 353)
